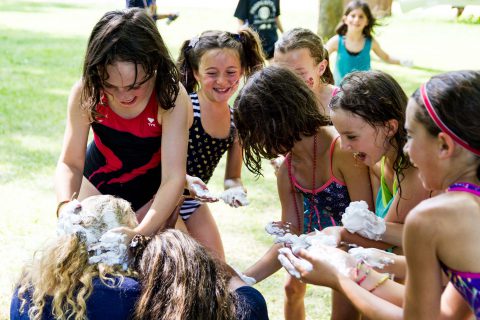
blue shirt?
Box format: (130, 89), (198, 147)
(334, 35), (372, 85)
(11, 276), (140, 320)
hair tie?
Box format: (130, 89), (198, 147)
(420, 83), (480, 156)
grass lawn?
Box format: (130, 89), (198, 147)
(1, 0), (479, 319)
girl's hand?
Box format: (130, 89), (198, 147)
(279, 245), (356, 288)
(265, 221), (299, 236)
(321, 226), (344, 246)
(186, 176), (218, 202)
(219, 186), (249, 207)
(348, 247), (396, 269)
(110, 226), (138, 245)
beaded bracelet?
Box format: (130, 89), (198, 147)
(369, 274), (390, 292)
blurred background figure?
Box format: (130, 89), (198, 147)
(126, 0), (179, 24)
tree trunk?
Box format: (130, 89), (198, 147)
(317, 0), (344, 40)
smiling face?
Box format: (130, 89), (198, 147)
(102, 61), (154, 111)
(331, 108), (391, 166)
(344, 8), (369, 33)
(404, 99), (441, 190)
(194, 48), (242, 104)
(273, 48), (325, 89)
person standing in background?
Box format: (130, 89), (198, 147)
(234, 0), (283, 62)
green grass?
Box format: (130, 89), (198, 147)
(1, 0), (479, 319)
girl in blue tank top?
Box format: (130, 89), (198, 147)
(232, 66), (373, 320)
(326, 0), (413, 85)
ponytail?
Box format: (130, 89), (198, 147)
(237, 28), (265, 78)
(177, 39), (198, 93)
(321, 47), (334, 85)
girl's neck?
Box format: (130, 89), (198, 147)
(291, 128), (330, 161)
(197, 90), (229, 112)
(345, 30), (364, 41)
(442, 167), (480, 190)
(313, 84), (334, 117)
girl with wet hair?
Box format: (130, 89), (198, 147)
(175, 29), (264, 260)
(11, 195), (140, 320)
(133, 229), (269, 320)
(270, 27), (336, 175)
(279, 70), (480, 320)
(55, 8), (191, 239)
(326, 70), (430, 253)
(234, 65), (373, 320)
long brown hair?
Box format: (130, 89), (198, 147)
(81, 8), (180, 121)
(134, 230), (237, 319)
(233, 66), (330, 176)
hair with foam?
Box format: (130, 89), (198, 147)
(16, 195), (138, 320)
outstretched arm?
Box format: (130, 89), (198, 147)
(55, 80), (91, 204)
(224, 137), (244, 190)
(135, 85), (190, 235)
(282, 246), (404, 320)
(243, 161), (300, 282)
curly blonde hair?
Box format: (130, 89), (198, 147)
(16, 195), (138, 320)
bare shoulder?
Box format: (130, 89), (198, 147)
(405, 192), (470, 231)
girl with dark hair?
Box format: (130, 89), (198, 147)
(175, 29), (264, 260)
(54, 8), (191, 238)
(327, 70), (429, 253)
(132, 229), (269, 320)
(326, 0), (412, 85)
(234, 66), (373, 320)
(270, 27), (336, 175)
(279, 70), (480, 320)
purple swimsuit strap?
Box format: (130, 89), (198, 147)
(447, 182), (480, 197)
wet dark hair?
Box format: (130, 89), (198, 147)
(81, 8), (179, 121)
(275, 27), (334, 85)
(177, 29), (265, 93)
(336, 0), (377, 38)
(411, 70), (480, 179)
(234, 65), (330, 176)
(330, 70), (410, 194)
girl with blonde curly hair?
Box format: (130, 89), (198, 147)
(10, 195), (140, 320)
